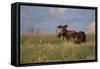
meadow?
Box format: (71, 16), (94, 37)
(20, 33), (96, 64)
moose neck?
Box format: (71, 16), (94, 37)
(63, 30), (68, 37)
(63, 30), (70, 40)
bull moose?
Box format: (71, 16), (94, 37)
(57, 25), (86, 44)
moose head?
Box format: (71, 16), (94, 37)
(56, 25), (68, 38)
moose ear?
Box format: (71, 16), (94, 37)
(64, 25), (68, 28)
(57, 25), (62, 29)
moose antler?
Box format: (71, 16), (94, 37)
(57, 25), (63, 29)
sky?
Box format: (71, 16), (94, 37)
(20, 5), (95, 34)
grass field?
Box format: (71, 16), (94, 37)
(20, 34), (96, 64)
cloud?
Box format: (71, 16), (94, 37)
(88, 21), (95, 33)
(49, 8), (66, 19)
(49, 8), (65, 14)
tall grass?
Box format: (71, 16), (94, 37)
(20, 34), (96, 64)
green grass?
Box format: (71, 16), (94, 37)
(20, 34), (96, 64)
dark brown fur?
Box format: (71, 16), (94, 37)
(57, 25), (86, 44)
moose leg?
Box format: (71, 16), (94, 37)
(62, 34), (65, 40)
(63, 36), (64, 40)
